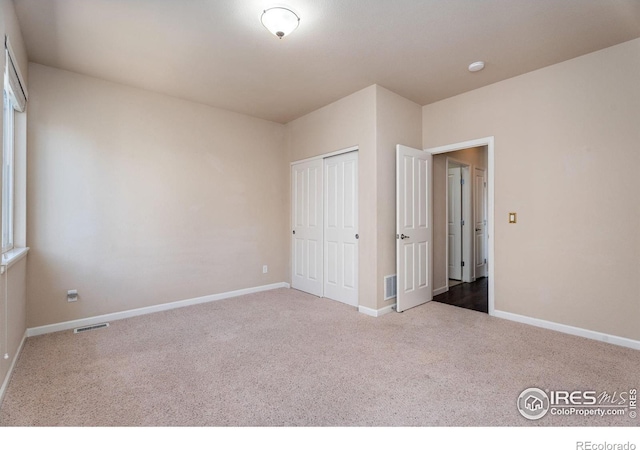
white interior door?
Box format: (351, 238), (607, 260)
(474, 167), (488, 278)
(291, 160), (323, 296)
(447, 167), (462, 281)
(461, 166), (473, 283)
(323, 151), (358, 306)
(396, 145), (432, 313)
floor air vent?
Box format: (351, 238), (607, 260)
(384, 274), (397, 300)
(74, 323), (109, 334)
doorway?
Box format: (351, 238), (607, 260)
(426, 139), (493, 315)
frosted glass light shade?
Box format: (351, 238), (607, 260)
(261, 7), (300, 39)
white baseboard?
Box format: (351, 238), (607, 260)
(0, 330), (27, 406)
(493, 310), (640, 351)
(358, 304), (395, 318)
(27, 282), (291, 338)
(433, 286), (448, 296)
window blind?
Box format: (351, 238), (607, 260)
(4, 36), (26, 112)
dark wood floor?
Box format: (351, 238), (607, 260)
(433, 277), (488, 313)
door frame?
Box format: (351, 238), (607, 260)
(445, 158), (473, 285)
(290, 145), (359, 166)
(425, 137), (495, 316)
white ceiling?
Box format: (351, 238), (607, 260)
(13, 0), (640, 123)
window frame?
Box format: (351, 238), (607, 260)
(2, 79), (15, 254)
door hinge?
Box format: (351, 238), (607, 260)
(461, 261), (465, 267)
(460, 178), (465, 185)
(484, 258), (487, 264)
(461, 220), (465, 226)
(484, 181), (487, 187)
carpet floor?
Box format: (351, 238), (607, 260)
(0, 288), (638, 426)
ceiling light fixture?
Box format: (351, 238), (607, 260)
(261, 7), (300, 39)
(468, 61), (485, 72)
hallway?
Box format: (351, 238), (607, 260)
(433, 277), (488, 313)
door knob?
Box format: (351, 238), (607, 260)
(292, 230), (295, 234)
(401, 234), (410, 239)
(475, 228), (481, 232)
(355, 234), (359, 239)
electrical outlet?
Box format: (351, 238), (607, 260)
(263, 265), (268, 274)
(67, 289), (78, 302)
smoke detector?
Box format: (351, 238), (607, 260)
(468, 61), (485, 72)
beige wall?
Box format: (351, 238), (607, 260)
(433, 147), (487, 291)
(286, 86), (377, 309)
(3, 255), (27, 366)
(26, 63), (288, 327)
(375, 86), (422, 309)
(423, 38), (640, 341)
(0, 0), (29, 398)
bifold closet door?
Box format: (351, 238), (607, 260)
(291, 159), (324, 297)
(323, 152), (358, 306)
(291, 152), (359, 306)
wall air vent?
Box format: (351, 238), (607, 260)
(384, 274), (397, 300)
(74, 323), (109, 334)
